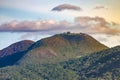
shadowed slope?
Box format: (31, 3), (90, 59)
(0, 40), (34, 67)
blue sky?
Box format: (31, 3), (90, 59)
(1, 0), (120, 23)
(0, 0), (120, 49)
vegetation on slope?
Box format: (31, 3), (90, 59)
(0, 46), (119, 80)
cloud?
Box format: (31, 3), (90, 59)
(0, 20), (70, 32)
(52, 4), (82, 11)
(94, 6), (108, 10)
(0, 16), (120, 48)
(92, 34), (120, 47)
(0, 15), (16, 25)
(20, 32), (52, 41)
(0, 16), (120, 35)
(74, 16), (120, 35)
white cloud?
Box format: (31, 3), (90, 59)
(0, 20), (71, 32)
(92, 34), (120, 47)
(0, 16), (120, 35)
(0, 15), (16, 24)
(74, 16), (120, 34)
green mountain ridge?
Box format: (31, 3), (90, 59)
(17, 32), (108, 64)
(1, 32), (119, 80)
(0, 32), (108, 68)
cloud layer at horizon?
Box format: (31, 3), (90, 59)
(0, 16), (119, 35)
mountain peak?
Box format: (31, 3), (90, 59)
(30, 32), (99, 50)
(56, 32), (88, 36)
(0, 40), (34, 57)
(56, 32), (91, 41)
(0, 32), (108, 67)
(18, 32), (108, 64)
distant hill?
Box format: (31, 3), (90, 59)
(0, 45), (119, 80)
(18, 32), (108, 64)
(0, 40), (34, 67)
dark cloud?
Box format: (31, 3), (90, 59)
(52, 4), (82, 11)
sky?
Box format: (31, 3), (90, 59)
(0, 0), (120, 49)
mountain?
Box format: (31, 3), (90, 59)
(18, 32), (108, 64)
(0, 46), (119, 80)
(0, 40), (34, 67)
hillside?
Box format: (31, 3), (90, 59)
(0, 40), (34, 67)
(0, 46), (119, 80)
(18, 32), (108, 64)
